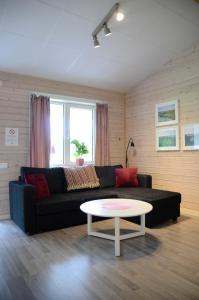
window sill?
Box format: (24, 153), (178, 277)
(50, 162), (95, 168)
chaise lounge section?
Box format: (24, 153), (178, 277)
(9, 165), (181, 235)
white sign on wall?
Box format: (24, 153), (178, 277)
(5, 128), (19, 146)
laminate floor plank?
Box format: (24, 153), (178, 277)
(0, 214), (199, 300)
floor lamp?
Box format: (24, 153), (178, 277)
(125, 137), (135, 167)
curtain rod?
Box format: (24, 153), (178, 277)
(29, 91), (108, 105)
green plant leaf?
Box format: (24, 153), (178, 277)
(71, 139), (89, 158)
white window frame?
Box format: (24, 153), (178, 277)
(50, 99), (96, 166)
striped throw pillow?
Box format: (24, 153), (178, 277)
(64, 166), (100, 191)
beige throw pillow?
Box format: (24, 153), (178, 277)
(64, 165), (100, 191)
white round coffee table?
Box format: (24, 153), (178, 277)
(80, 198), (153, 257)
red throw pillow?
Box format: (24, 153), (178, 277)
(115, 168), (138, 187)
(25, 174), (50, 199)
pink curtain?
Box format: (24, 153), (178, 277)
(30, 94), (50, 168)
(95, 103), (110, 166)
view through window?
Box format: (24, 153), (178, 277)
(50, 100), (95, 166)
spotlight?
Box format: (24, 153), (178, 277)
(104, 23), (111, 36)
(93, 35), (100, 48)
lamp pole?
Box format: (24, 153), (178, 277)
(125, 137), (135, 167)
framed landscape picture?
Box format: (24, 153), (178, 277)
(182, 124), (199, 150)
(156, 100), (178, 126)
(156, 126), (179, 151)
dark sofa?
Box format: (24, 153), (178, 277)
(9, 165), (181, 235)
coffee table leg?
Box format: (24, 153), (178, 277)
(140, 214), (145, 235)
(87, 214), (92, 235)
(115, 217), (120, 257)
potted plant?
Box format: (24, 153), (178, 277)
(71, 139), (89, 166)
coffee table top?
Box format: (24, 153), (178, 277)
(80, 198), (153, 218)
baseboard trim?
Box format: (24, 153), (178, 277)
(181, 208), (199, 217)
(0, 214), (10, 220)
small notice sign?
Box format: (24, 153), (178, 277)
(5, 128), (19, 146)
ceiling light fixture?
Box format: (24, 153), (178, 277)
(92, 2), (124, 48)
(104, 23), (112, 36)
(93, 35), (100, 48)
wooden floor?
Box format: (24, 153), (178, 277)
(0, 214), (199, 300)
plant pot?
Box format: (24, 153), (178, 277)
(76, 158), (84, 166)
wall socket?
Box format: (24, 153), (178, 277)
(0, 163), (8, 169)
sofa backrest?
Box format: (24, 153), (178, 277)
(20, 165), (123, 192)
(20, 167), (66, 194)
(95, 165), (122, 188)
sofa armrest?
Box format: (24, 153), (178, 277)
(137, 174), (152, 188)
(9, 181), (37, 235)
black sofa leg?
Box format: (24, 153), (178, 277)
(172, 217), (178, 222)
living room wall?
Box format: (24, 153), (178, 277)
(0, 72), (125, 218)
(126, 45), (199, 211)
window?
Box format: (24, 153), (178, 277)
(50, 100), (95, 166)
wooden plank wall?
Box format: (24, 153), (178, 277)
(0, 72), (125, 218)
(126, 45), (199, 211)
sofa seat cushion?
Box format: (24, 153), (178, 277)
(102, 187), (181, 207)
(36, 190), (118, 216)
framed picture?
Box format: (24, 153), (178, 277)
(156, 126), (179, 151)
(156, 100), (178, 126)
(182, 124), (199, 150)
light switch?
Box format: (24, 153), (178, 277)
(0, 163), (8, 169)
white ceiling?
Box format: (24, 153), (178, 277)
(0, 0), (199, 92)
